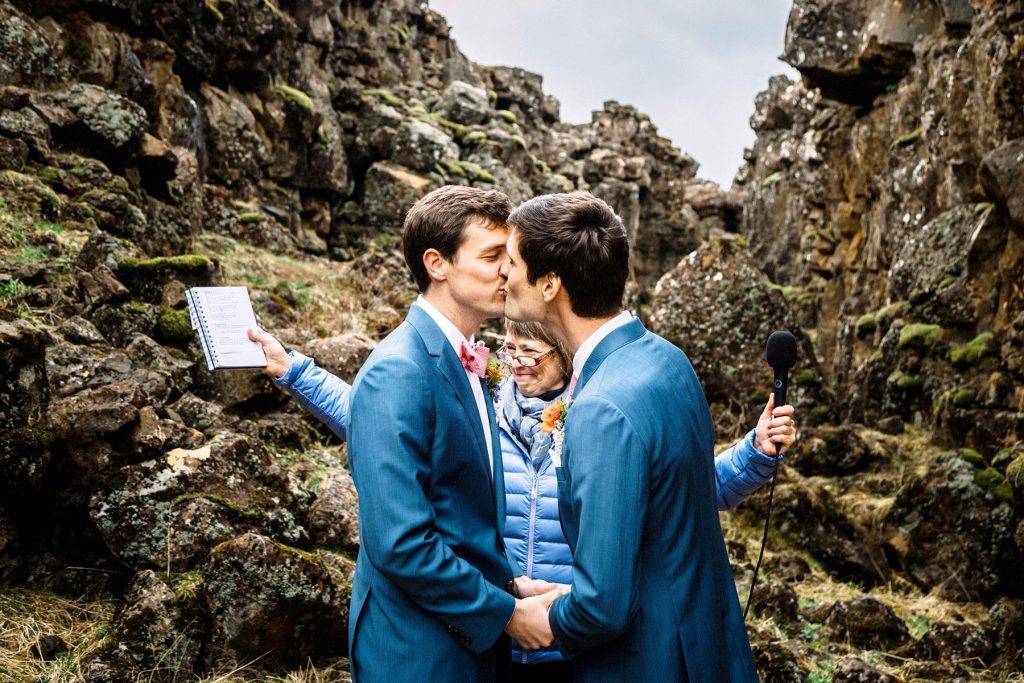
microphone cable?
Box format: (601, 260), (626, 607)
(743, 452), (779, 620)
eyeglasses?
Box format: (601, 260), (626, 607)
(497, 347), (556, 368)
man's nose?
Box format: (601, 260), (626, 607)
(498, 257), (510, 277)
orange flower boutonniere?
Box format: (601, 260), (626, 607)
(486, 360), (507, 401)
(540, 399), (569, 433)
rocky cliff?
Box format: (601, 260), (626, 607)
(0, 0), (1022, 681)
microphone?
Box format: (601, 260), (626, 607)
(765, 330), (798, 407)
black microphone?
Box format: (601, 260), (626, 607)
(765, 330), (798, 407)
(744, 330), (799, 621)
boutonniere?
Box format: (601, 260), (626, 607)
(485, 359), (507, 401)
(540, 398), (571, 467)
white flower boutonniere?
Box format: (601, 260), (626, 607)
(540, 399), (571, 467)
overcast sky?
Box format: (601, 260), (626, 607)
(429, 1), (799, 187)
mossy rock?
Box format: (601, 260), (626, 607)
(362, 88), (404, 108)
(958, 449), (986, 468)
(237, 211), (263, 224)
(792, 369), (820, 386)
(952, 388), (976, 406)
(898, 323), (943, 350)
(118, 255), (217, 302)
(949, 332), (995, 366)
(275, 85), (315, 113)
(891, 127), (923, 150)
(156, 306), (193, 346)
(496, 109), (518, 124)
(462, 130), (487, 145)
(760, 171), (783, 187)
(974, 468), (1014, 504)
(855, 312), (877, 336)
(1005, 456), (1024, 497)
(888, 370), (923, 391)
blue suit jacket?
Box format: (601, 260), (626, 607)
(346, 305), (515, 682)
(548, 318), (758, 682)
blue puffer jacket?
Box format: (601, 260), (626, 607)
(277, 357), (782, 665)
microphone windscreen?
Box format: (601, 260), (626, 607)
(766, 331), (798, 369)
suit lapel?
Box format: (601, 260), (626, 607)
(483, 388), (504, 523)
(406, 305), (492, 481)
(573, 317), (646, 397)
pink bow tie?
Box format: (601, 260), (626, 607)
(459, 340), (489, 378)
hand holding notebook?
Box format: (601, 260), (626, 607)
(185, 287), (268, 370)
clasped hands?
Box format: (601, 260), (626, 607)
(505, 576), (570, 650)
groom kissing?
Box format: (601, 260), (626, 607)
(500, 191), (759, 682)
(345, 185), (561, 682)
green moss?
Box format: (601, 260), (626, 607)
(204, 0), (224, 21)
(497, 109), (518, 124)
(952, 388), (976, 406)
(363, 88), (404, 108)
(760, 171), (783, 187)
(792, 369), (820, 386)
(893, 372), (923, 391)
(30, 166), (61, 184)
(876, 301), (910, 326)
(459, 161), (497, 184)
(237, 211), (263, 224)
(898, 323), (943, 350)
(949, 332), (994, 366)
(958, 449), (985, 468)
(462, 130), (487, 145)
(156, 306), (193, 344)
(161, 570), (204, 601)
(974, 469), (1014, 504)
(120, 254), (214, 275)
(510, 134), (527, 150)
(1006, 456), (1024, 489)
(487, 89), (498, 103)
(440, 159), (467, 178)
(316, 123), (330, 145)
(766, 282), (797, 300)
(891, 127), (923, 150)
(433, 116), (470, 140)
(172, 492), (267, 522)
(808, 405), (831, 420)
(855, 313), (877, 336)
(276, 85), (314, 112)
(975, 202), (994, 215)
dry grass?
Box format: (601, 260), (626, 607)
(197, 659), (351, 682)
(0, 587), (113, 683)
(196, 232), (365, 339)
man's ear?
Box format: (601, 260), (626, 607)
(422, 248), (447, 284)
(541, 272), (561, 303)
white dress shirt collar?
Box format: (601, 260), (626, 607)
(571, 310), (633, 381)
(414, 295), (473, 354)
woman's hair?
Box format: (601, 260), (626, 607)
(503, 319), (573, 378)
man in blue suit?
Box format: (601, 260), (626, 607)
(340, 186), (562, 682)
(501, 191), (760, 682)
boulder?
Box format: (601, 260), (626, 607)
(299, 333), (375, 381)
(437, 80), (489, 125)
(200, 84), (268, 188)
(31, 84), (148, 157)
(825, 597), (909, 650)
(913, 621), (992, 664)
(750, 640), (807, 682)
(0, 319), (50, 432)
(89, 433), (303, 570)
(0, 5), (64, 87)
(59, 315), (107, 345)
(831, 655), (898, 682)
(306, 472), (360, 553)
(882, 453), (1022, 601)
(362, 161), (436, 227)
(786, 425), (875, 476)
(202, 533), (352, 669)
(389, 119), (459, 172)
(980, 138), (1024, 230)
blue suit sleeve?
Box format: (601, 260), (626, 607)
(348, 355), (515, 653)
(275, 351), (351, 440)
(549, 397), (647, 656)
(714, 429), (781, 511)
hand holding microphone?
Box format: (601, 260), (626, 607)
(760, 331), (798, 456)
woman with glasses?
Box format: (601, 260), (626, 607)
(251, 321), (797, 683)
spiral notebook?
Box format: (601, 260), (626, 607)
(184, 286), (267, 370)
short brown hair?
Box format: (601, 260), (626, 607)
(507, 191), (628, 318)
(402, 185), (513, 292)
(503, 319), (572, 378)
